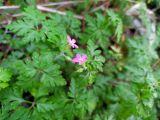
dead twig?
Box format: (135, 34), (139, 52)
(0, 5), (20, 10)
(152, 59), (160, 71)
(0, 1), (83, 10)
(37, 6), (83, 20)
(90, 4), (106, 13)
(0, 4), (84, 21)
(40, 0), (83, 7)
(0, 0), (106, 10)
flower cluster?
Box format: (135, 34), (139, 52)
(67, 35), (87, 65)
(72, 54), (87, 65)
(67, 36), (78, 48)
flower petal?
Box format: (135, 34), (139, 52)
(67, 35), (71, 41)
(74, 44), (79, 48)
(76, 54), (81, 58)
(79, 61), (84, 65)
(72, 39), (76, 43)
(72, 58), (78, 63)
(82, 54), (87, 59)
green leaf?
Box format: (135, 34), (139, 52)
(17, 52), (66, 89)
(36, 103), (55, 112)
(0, 83), (9, 88)
(7, 7), (48, 44)
(87, 40), (105, 72)
(84, 14), (110, 49)
(0, 68), (12, 89)
(107, 10), (123, 42)
(0, 68), (12, 82)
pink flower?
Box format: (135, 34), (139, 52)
(67, 36), (78, 48)
(72, 54), (87, 65)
